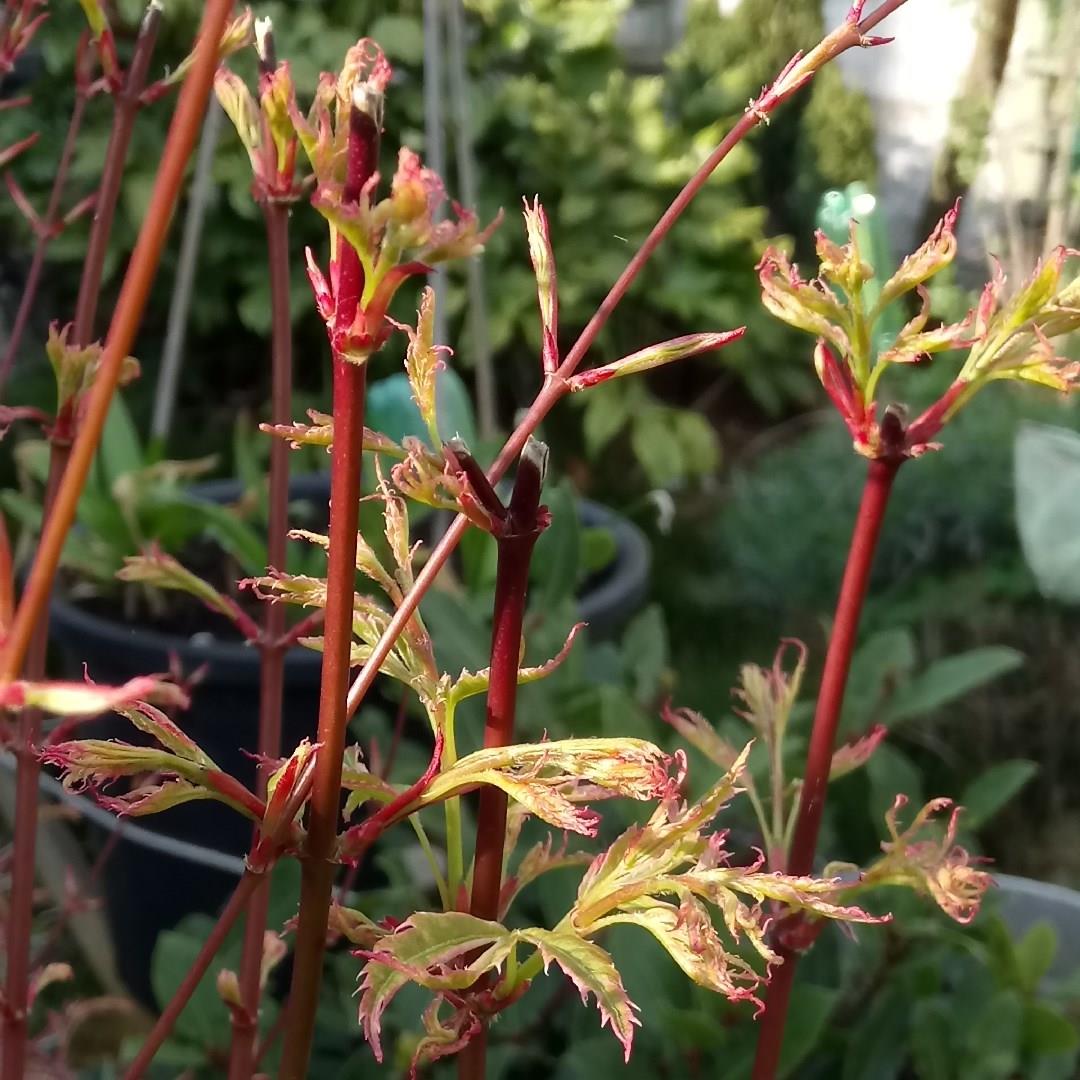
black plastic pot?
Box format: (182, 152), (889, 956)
(47, 476), (649, 1004)
(50, 578), (324, 1006)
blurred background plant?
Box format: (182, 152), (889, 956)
(4, 0), (1080, 1074)
(0, 0), (878, 493)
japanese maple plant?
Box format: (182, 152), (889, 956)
(2, 1), (1077, 1078)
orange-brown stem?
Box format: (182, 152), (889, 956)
(1, 444), (67, 1078)
(0, 0), (235, 682)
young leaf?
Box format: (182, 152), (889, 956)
(829, 724), (887, 780)
(117, 547), (250, 629)
(449, 622), (584, 704)
(0, 674), (186, 716)
(357, 912), (514, 1061)
(390, 286), (447, 450)
(859, 795), (993, 923)
(661, 702), (741, 771)
(499, 835), (592, 917)
(589, 896), (763, 1005)
(523, 196), (559, 375)
(567, 330), (745, 391)
(518, 928), (639, 1061)
(874, 202), (959, 312)
(419, 738), (672, 835)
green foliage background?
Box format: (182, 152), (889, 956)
(1, 0), (877, 487)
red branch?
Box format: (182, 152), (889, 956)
(278, 95), (381, 1080)
(0, 88), (88, 397)
(228, 198), (295, 1080)
(460, 442), (547, 1080)
(750, 456), (900, 1080)
(71, 0), (162, 348)
(340, 1), (914, 726)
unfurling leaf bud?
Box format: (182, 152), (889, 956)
(261, 739), (317, 844)
(46, 322), (139, 441)
(523, 197), (559, 374)
(859, 795), (993, 924)
(0, 673), (185, 717)
(815, 226), (873, 299)
(567, 330), (745, 391)
(875, 201), (959, 312)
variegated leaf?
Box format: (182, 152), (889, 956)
(357, 912), (514, 1061)
(518, 928), (639, 1061)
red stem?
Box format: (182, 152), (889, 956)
(122, 766), (316, 1078)
(1, 446), (66, 1078)
(0, 90), (87, 398)
(104, 6), (915, 1073)
(228, 200), (294, 1080)
(750, 457), (899, 1080)
(460, 448), (545, 1080)
(0, 506), (13, 632)
(123, 872), (261, 1080)
(278, 99), (380, 1080)
(275, 607), (325, 651)
(71, 0), (162, 348)
(340, 0), (914, 733)
(0, 12), (164, 1066)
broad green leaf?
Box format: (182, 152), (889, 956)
(965, 989), (1023, 1080)
(1023, 1002), (1080, 1056)
(884, 647), (1024, 727)
(164, 493), (267, 573)
(839, 628), (916, 736)
(582, 386), (630, 457)
(532, 480), (581, 610)
(632, 406), (685, 487)
(673, 409), (721, 476)
(777, 984), (838, 1078)
(151, 915), (230, 1048)
(1014, 922), (1058, 995)
(960, 760), (1038, 831)
(519, 928), (639, 1061)
(841, 983), (910, 1080)
(232, 413), (264, 501)
(909, 997), (955, 1080)
(369, 14), (425, 63)
(582, 525), (617, 574)
(620, 605), (667, 704)
(97, 396), (144, 491)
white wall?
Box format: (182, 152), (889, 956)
(822, 0), (1050, 272)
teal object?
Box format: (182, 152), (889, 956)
(366, 367), (478, 449)
(815, 182), (904, 357)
